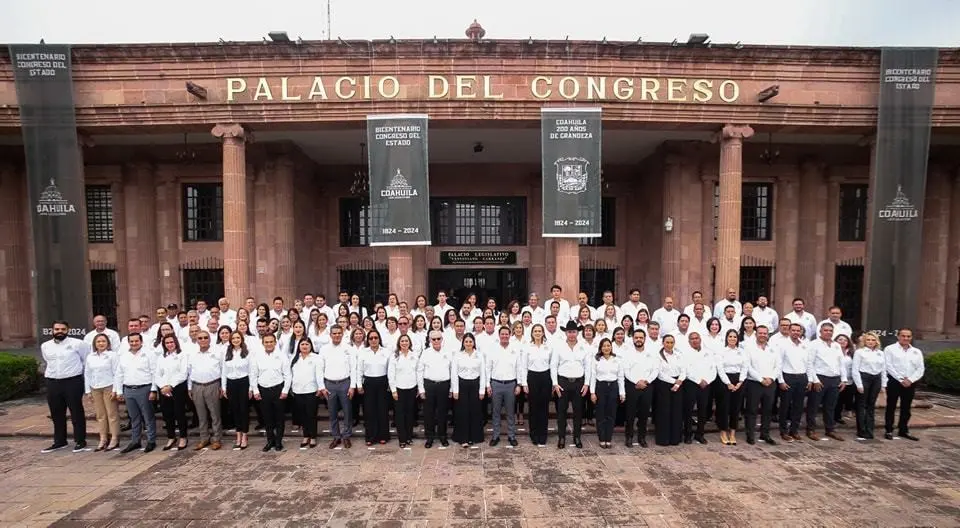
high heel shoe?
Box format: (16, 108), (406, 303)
(163, 439), (176, 451)
(720, 431), (729, 445)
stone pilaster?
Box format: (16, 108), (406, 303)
(155, 169), (181, 305)
(528, 175), (546, 296)
(700, 171), (717, 304)
(860, 136), (877, 320)
(797, 159), (828, 315)
(714, 124), (754, 302)
(945, 168), (960, 334)
(0, 163), (33, 340)
(123, 162), (161, 316)
(388, 247), (415, 305)
(253, 164), (272, 301)
(212, 123), (249, 305)
(824, 170), (843, 309)
(109, 173), (130, 321)
(661, 155), (683, 300)
(554, 238), (580, 304)
(273, 155), (297, 303)
(918, 166), (952, 335)
(774, 168), (800, 312)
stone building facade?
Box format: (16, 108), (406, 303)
(1, 36), (959, 342)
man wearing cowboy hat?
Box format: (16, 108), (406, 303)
(550, 320), (591, 449)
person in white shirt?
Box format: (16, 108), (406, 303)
(289, 338), (322, 449)
(486, 327), (524, 447)
(551, 321), (591, 449)
(573, 292), (596, 323)
(713, 288), (742, 319)
(221, 331), (252, 450)
(852, 331), (886, 440)
(452, 333), (486, 447)
(356, 329), (391, 445)
(785, 298), (817, 341)
(687, 303), (711, 335)
(681, 332), (716, 445)
(388, 334), (419, 448)
(645, 321), (662, 351)
(883, 328), (925, 441)
(776, 323), (809, 442)
(652, 297), (681, 337)
(114, 333), (158, 453)
(744, 326), (780, 445)
(590, 338), (625, 448)
(715, 329), (749, 446)
(669, 313), (693, 344)
(653, 335), (684, 446)
(817, 306), (853, 344)
(682, 291), (712, 320)
(520, 324), (553, 447)
(84, 315), (121, 352)
(544, 284), (571, 323)
(218, 297), (238, 329)
(719, 306), (742, 335)
(269, 296), (287, 322)
(418, 330), (454, 448)
(433, 291), (453, 319)
(250, 333), (292, 451)
(523, 293), (546, 326)
(805, 323), (848, 441)
(41, 320), (91, 453)
(752, 296), (779, 333)
(155, 334), (191, 451)
(85, 333), (120, 451)
(620, 289), (649, 323)
(319, 326), (357, 448)
(187, 331), (224, 450)
(620, 329), (657, 447)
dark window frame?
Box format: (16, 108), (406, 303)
(85, 185), (114, 243)
(182, 268), (225, 309)
(90, 269), (118, 329)
(741, 183), (773, 241)
(182, 183), (224, 242)
(339, 268), (389, 308)
(430, 197), (527, 246)
(580, 197), (616, 247)
(580, 268), (617, 308)
(339, 198), (388, 247)
(739, 266), (773, 306)
(839, 184), (869, 242)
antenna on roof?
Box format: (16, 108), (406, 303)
(326, 0), (332, 40)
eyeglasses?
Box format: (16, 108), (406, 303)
(197, 337), (210, 341)
(430, 337), (442, 342)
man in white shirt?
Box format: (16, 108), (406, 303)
(669, 314), (693, 346)
(218, 298), (238, 329)
(883, 328), (925, 441)
(551, 320), (591, 449)
(486, 327), (523, 447)
(41, 320), (91, 453)
(753, 296), (780, 333)
(269, 297), (287, 321)
(597, 290), (622, 322)
(713, 288), (742, 319)
(318, 326), (357, 448)
(688, 303), (710, 335)
(84, 315), (121, 351)
(805, 323), (847, 441)
(621, 328), (658, 447)
(114, 333), (158, 453)
(543, 284), (571, 324)
(543, 316), (564, 348)
(682, 291), (712, 319)
(652, 297), (680, 336)
(145, 306), (169, 345)
(165, 303), (179, 323)
(645, 322), (662, 352)
(818, 306), (853, 340)
(332, 290), (351, 315)
(418, 330), (453, 447)
(173, 311), (191, 342)
(620, 289), (649, 323)
(433, 291), (453, 317)
(719, 305), (742, 335)
(573, 292), (596, 322)
(474, 316), (499, 353)
(195, 300), (211, 327)
(187, 330), (223, 450)
(777, 323), (810, 442)
(523, 293), (546, 325)
(785, 298), (818, 341)
(250, 334), (292, 451)
(744, 326), (780, 445)
(396, 315), (424, 354)
(313, 294), (337, 327)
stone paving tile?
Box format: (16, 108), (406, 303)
(0, 426), (953, 526)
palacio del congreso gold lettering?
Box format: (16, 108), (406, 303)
(226, 74), (741, 103)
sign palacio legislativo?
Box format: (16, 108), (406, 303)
(225, 74), (742, 103)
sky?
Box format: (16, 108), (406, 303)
(1, 0), (958, 47)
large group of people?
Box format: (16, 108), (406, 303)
(39, 285), (926, 455)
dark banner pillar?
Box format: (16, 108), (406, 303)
(9, 44), (91, 340)
(864, 48), (938, 341)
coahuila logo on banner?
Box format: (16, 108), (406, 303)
(555, 157), (589, 194)
(380, 169), (419, 199)
(36, 178), (77, 216)
(878, 185), (918, 222)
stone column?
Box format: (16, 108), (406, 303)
(700, 171), (717, 304)
(944, 168), (960, 333)
(860, 136), (877, 318)
(273, 156), (297, 303)
(774, 168), (800, 312)
(823, 170), (843, 309)
(661, 155), (683, 300)
(212, 124), (249, 305)
(123, 162), (161, 316)
(253, 164), (272, 301)
(714, 124), (754, 301)
(155, 169), (181, 305)
(918, 166), (951, 335)
(797, 159), (828, 314)
(388, 247), (415, 305)
(554, 238), (580, 304)
(109, 174), (130, 321)
(528, 176), (546, 296)
(0, 163), (34, 340)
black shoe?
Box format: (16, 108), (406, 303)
(119, 443), (140, 454)
(884, 432), (894, 440)
(274, 443), (284, 452)
(557, 437), (565, 449)
(120, 423), (131, 432)
(143, 442), (156, 453)
(683, 437), (693, 445)
(762, 436), (778, 445)
(639, 438), (648, 448)
(72, 441), (87, 452)
(41, 442), (68, 453)
(866, 432), (875, 440)
(695, 436), (707, 445)
(746, 436), (756, 445)
(262, 443), (274, 452)
(440, 438), (449, 447)
(508, 437), (518, 447)
(625, 438), (634, 448)
(901, 433), (919, 441)
(489, 437), (500, 447)
(425, 440), (433, 449)
(574, 437), (583, 449)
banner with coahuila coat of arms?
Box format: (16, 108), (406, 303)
(540, 108), (602, 237)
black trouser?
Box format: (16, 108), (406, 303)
(682, 380), (710, 439)
(714, 374), (744, 431)
(515, 388), (526, 420)
(453, 377), (484, 444)
(352, 391), (363, 425)
(856, 372), (882, 437)
(556, 376), (585, 440)
(885, 375), (916, 436)
(363, 376), (390, 443)
(395, 387), (418, 444)
(258, 383), (285, 445)
(526, 370), (551, 444)
(835, 383), (857, 422)
(423, 379), (451, 441)
(595, 381), (618, 442)
(745, 380), (775, 440)
(292, 392), (318, 439)
(778, 373), (808, 436)
(654, 379), (682, 446)
(583, 388), (595, 422)
(623, 380), (652, 441)
(226, 377), (250, 433)
(46, 375), (86, 445)
(807, 375), (840, 433)
(159, 381), (189, 439)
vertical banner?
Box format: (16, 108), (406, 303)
(9, 44), (91, 340)
(864, 48), (938, 341)
(541, 108), (602, 237)
(366, 114), (431, 246)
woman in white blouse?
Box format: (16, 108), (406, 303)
(155, 335), (190, 450)
(591, 338), (625, 449)
(452, 333), (486, 447)
(654, 335), (685, 447)
(703, 318), (724, 351)
(289, 338), (321, 449)
(834, 334), (856, 426)
(388, 334), (419, 448)
(574, 306), (593, 329)
(221, 332), (252, 450)
(349, 294), (369, 319)
(715, 329), (748, 446)
(357, 329), (391, 445)
(385, 293), (401, 319)
(738, 317), (758, 347)
(410, 295), (429, 320)
(852, 331), (886, 440)
(347, 327), (367, 428)
(521, 324), (552, 447)
(85, 334), (120, 451)
(373, 306), (389, 335)
(611, 327), (630, 357)
(311, 313), (331, 350)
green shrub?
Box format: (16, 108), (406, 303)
(925, 349), (960, 391)
(0, 352), (40, 401)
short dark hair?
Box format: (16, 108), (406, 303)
(550, 284), (562, 291)
(52, 319), (69, 328)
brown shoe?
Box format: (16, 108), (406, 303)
(807, 431), (821, 441)
(780, 434), (794, 443)
(791, 434), (803, 442)
(194, 441), (210, 451)
(826, 432), (844, 442)
(210, 442), (222, 450)
(343, 438), (352, 449)
(329, 438), (341, 449)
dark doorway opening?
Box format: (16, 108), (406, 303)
(834, 265), (864, 332)
(428, 269), (528, 312)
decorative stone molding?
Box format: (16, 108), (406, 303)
(211, 123), (246, 140)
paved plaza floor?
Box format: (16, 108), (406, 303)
(0, 423), (958, 527)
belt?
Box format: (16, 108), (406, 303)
(491, 379), (516, 384)
(191, 379), (219, 387)
(424, 379), (450, 384)
(596, 379), (616, 384)
(559, 375), (584, 382)
(325, 377), (350, 384)
(124, 384), (150, 390)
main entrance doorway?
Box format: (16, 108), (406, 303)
(428, 269), (528, 311)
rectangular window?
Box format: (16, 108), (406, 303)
(741, 183), (773, 241)
(839, 184), (868, 241)
(580, 198), (616, 246)
(739, 266), (773, 306)
(182, 268), (225, 309)
(340, 198), (386, 247)
(182, 183), (223, 242)
(580, 268), (616, 308)
(339, 269), (389, 308)
(431, 198), (526, 246)
(90, 269), (118, 329)
(834, 265), (864, 332)
(85, 185), (114, 243)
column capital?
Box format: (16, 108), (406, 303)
(121, 161), (156, 177)
(211, 123), (247, 140)
(714, 124), (754, 143)
(776, 169), (800, 184)
(826, 166), (845, 185)
(700, 171), (718, 184)
(799, 156), (827, 175)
